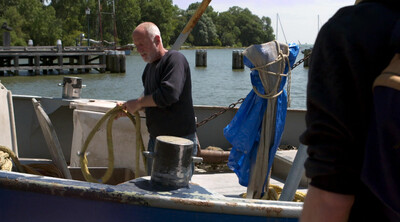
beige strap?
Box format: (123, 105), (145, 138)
(373, 54), (400, 91)
(373, 74), (400, 91)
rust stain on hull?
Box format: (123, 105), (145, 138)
(171, 197), (214, 208)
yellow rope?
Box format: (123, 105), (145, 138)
(241, 184), (306, 202)
(0, 145), (25, 173)
(79, 105), (146, 184)
(0, 145), (63, 177)
(0, 150), (13, 171)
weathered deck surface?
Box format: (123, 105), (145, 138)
(191, 150), (308, 199)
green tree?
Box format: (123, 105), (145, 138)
(262, 16), (275, 41)
(168, 6), (186, 46)
(0, 6), (27, 46)
(215, 11), (240, 46)
(116, 0), (141, 45)
(12, 0), (61, 46)
(216, 6), (274, 47)
(0, 1), (275, 47)
(190, 13), (217, 46)
(28, 5), (62, 45)
(51, 0), (85, 45)
(186, 3), (218, 46)
(138, 0), (176, 47)
(187, 2), (218, 21)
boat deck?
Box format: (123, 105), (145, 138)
(191, 149), (308, 199)
(192, 173), (307, 199)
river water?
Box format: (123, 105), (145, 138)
(0, 47), (309, 109)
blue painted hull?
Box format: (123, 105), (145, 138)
(0, 171), (301, 222)
(1, 189), (296, 222)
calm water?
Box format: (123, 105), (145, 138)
(0, 48), (309, 109)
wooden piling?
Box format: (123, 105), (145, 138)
(106, 50), (112, 72)
(195, 49), (207, 67)
(99, 54), (106, 73)
(302, 49), (312, 67)
(232, 50), (244, 69)
(112, 51), (120, 73)
(58, 56), (63, 74)
(119, 51), (126, 73)
(85, 55), (90, 73)
(34, 56), (40, 75)
(0, 58), (4, 76)
(13, 56), (19, 75)
(28, 57), (34, 74)
(78, 55), (85, 73)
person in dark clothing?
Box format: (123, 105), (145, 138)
(118, 22), (197, 176)
(300, 1), (400, 221)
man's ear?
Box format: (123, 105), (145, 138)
(154, 35), (161, 45)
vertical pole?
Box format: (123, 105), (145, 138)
(43, 57), (48, 75)
(86, 7), (91, 47)
(279, 144), (308, 201)
(13, 56), (19, 75)
(78, 55), (85, 73)
(49, 57), (54, 74)
(87, 13), (90, 46)
(58, 56), (64, 74)
(34, 56), (40, 75)
(98, 0), (103, 43)
(106, 50), (112, 71)
(119, 51), (126, 73)
(69, 57), (74, 73)
(28, 57), (33, 75)
(100, 54), (106, 73)
(85, 55), (90, 73)
(112, 0), (118, 48)
(0, 58), (4, 76)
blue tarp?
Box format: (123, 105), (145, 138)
(224, 43), (299, 187)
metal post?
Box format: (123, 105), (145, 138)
(86, 7), (91, 47)
(279, 143), (308, 201)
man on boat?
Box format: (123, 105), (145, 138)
(117, 22), (197, 176)
(300, 0), (400, 221)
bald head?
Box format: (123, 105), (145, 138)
(132, 22), (167, 63)
(133, 22), (161, 42)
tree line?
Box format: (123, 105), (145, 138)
(0, 0), (275, 48)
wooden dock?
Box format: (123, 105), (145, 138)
(0, 46), (125, 76)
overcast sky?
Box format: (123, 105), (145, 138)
(172, 0), (356, 44)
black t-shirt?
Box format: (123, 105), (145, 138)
(142, 50), (196, 137)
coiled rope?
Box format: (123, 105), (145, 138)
(241, 184), (306, 202)
(79, 105), (146, 184)
(250, 41), (292, 104)
(0, 145), (63, 177)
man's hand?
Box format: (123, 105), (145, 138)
(115, 95), (156, 120)
(115, 102), (127, 120)
(300, 185), (355, 222)
(115, 99), (142, 120)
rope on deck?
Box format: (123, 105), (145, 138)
(0, 145), (63, 177)
(241, 184), (306, 202)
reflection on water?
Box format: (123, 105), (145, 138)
(0, 48), (308, 109)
